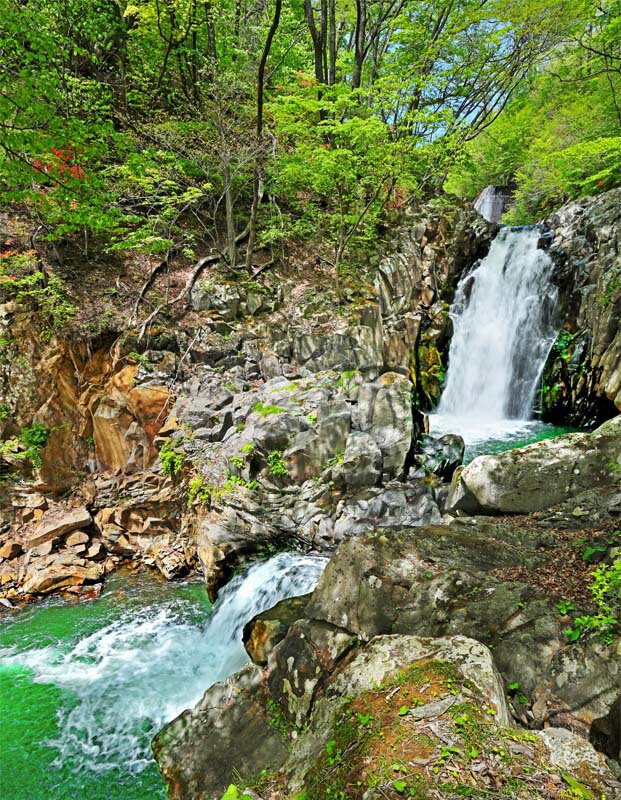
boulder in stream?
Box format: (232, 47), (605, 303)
(447, 415), (621, 514)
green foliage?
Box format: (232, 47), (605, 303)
(266, 450), (288, 476)
(582, 543), (608, 563)
(159, 439), (185, 477)
(0, 251), (75, 332)
(253, 402), (286, 417)
(222, 472), (259, 492)
(218, 786), (254, 800)
(0, 421), (58, 469)
(187, 475), (212, 506)
(326, 451), (345, 469)
(446, 1), (621, 221)
(556, 599), (575, 615)
(565, 550), (621, 643)
(127, 351), (149, 366)
(0, 0), (583, 286)
(187, 470), (259, 508)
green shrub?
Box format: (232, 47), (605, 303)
(159, 439), (185, 477)
(267, 450), (288, 476)
(0, 252), (75, 332)
(0, 421), (58, 469)
(565, 548), (621, 643)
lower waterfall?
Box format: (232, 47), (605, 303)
(0, 552), (326, 799)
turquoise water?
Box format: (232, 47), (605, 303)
(429, 415), (580, 463)
(0, 573), (210, 800)
(461, 422), (580, 462)
(0, 553), (327, 800)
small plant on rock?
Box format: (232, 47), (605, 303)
(253, 402), (286, 417)
(267, 450), (288, 476)
(159, 439), (185, 477)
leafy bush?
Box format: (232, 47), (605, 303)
(0, 421), (57, 469)
(267, 450), (288, 476)
(0, 251), (75, 332)
(159, 439), (185, 477)
(565, 548), (621, 643)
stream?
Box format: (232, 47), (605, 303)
(0, 553), (326, 800)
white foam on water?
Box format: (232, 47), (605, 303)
(0, 552), (326, 775)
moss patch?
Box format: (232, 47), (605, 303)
(266, 657), (612, 800)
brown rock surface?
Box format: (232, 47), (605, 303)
(27, 507), (92, 548)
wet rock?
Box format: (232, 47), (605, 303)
(153, 664), (289, 800)
(267, 619), (357, 725)
(243, 593), (310, 665)
(300, 523), (621, 739)
(414, 432), (464, 480)
(543, 188), (621, 422)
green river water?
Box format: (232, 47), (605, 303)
(0, 552), (327, 800)
(0, 573), (210, 799)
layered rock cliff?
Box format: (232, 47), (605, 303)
(0, 204), (493, 604)
(541, 189), (621, 425)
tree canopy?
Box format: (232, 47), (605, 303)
(0, 0), (617, 284)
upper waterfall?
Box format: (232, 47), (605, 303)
(473, 185), (513, 222)
(437, 228), (558, 423)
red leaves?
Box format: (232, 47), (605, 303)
(32, 146), (87, 181)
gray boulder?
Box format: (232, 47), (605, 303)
(337, 431), (382, 488)
(447, 415), (621, 514)
(352, 372), (414, 481)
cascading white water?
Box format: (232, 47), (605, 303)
(434, 228), (557, 440)
(0, 552), (326, 777)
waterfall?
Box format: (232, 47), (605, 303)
(437, 228), (557, 425)
(0, 552), (326, 778)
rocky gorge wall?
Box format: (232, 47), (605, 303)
(0, 203), (493, 604)
(0, 189), (620, 799)
(541, 188), (621, 425)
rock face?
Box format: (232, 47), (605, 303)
(447, 414), (621, 514)
(27, 506), (92, 548)
(0, 203), (493, 603)
(154, 504), (621, 798)
(153, 664), (290, 800)
(154, 632), (620, 799)
(541, 187), (621, 424)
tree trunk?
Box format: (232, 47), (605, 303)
(223, 159), (236, 269)
(328, 0), (337, 85)
(246, 0), (282, 272)
(352, 0), (367, 89)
